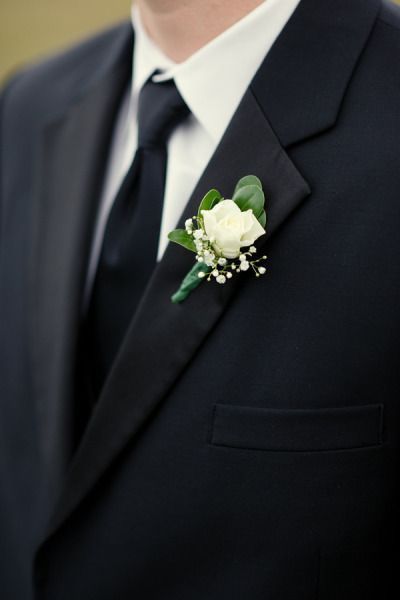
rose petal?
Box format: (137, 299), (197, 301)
(201, 199), (263, 259)
(202, 211), (217, 239)
(240, 211), (266, 246)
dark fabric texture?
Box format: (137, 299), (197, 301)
(84, 75), (189, 398)
(1, 1), (400, 599)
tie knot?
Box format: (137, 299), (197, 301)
(137, 75), (190, 148)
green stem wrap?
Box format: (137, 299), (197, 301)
(171, 262), (212, 303)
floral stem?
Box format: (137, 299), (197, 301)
(171, 263), (212, 304)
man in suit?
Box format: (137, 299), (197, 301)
(1, 0), (400, 597)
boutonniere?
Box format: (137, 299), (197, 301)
(168, 175), (267, 303)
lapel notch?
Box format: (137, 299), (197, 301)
(251, 0), (381, 147)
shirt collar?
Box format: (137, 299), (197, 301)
(131, 0), (301, 144)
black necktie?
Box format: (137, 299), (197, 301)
(81, 75), (190, 401)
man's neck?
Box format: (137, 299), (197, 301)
(136, 0), (266, 63)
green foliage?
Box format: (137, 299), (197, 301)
(232, 175), (266, 228)
(168, 229), (196, 253)
(197, 189), (222, 219)
(233, 185), (264, 218)
(233, 175), (263, 194)
(258, 210), (267, 228)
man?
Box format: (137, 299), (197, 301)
(1, 0), (400, 597)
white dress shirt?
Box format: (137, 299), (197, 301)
(83, 0), (301, 308)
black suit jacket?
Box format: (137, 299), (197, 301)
(1, 0), (400, 598)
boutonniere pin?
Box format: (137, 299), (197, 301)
(168, 175), (267, 303)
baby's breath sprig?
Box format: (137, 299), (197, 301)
(182, 215), (267, 287)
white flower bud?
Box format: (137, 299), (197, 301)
(258, 266), (266, 274)
(240, 261), (250, 271)
(216, 275), (226, 284)
(201, 199), (265, 259)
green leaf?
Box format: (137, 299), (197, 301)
(233, 175), (262, 195)
(197, 189), (222, 219)
(171, 262), (211, 303)
(168, 229), (196, 253)
(233, 184), (265, 218)
(258, 210), (267, 229)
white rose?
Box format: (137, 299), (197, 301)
(201, 199), (265, 259)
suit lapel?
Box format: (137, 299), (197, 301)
(42, 0), (381, 539)
(45, 88), (310, 537)
(251, 0), (381, 148)
(30, 28), (133, 501)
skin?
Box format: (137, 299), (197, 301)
(136, 0), (266, 62)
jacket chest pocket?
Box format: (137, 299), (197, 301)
(210, 403), (384, 452)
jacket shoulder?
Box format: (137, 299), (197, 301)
(1, 21), (133, 124)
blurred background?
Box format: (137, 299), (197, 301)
(1, 0), (400, 83)
(0, 0), (131, 83)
